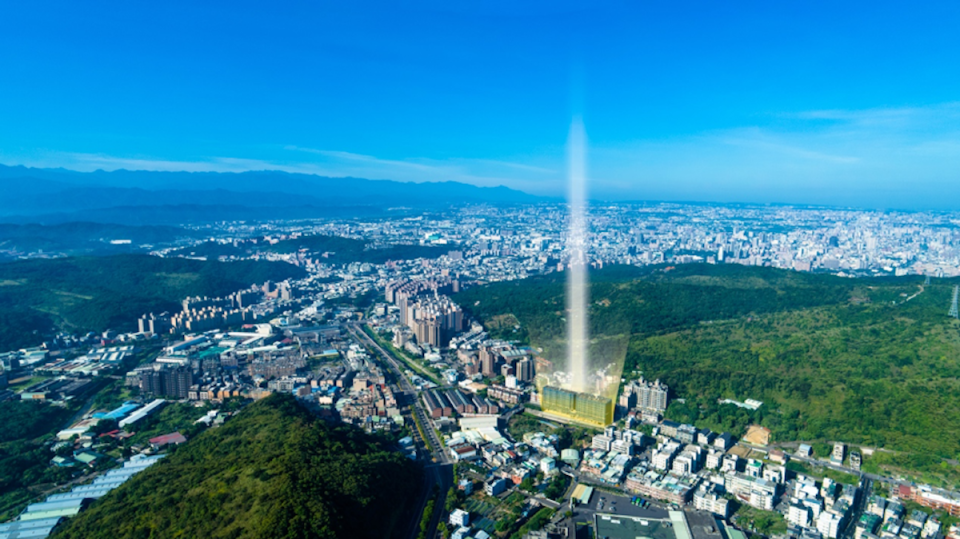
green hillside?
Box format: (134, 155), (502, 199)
(0, 254), (306, 349)
(456, 264), (960, 486)
(52, 394), (421, 539)
(456, 264), (858, 344)
(173, 234), (452, 264)
(0, 401), (77, 521)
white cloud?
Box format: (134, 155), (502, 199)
(4, 102), (960, 208)
(585, 102), (960, 207)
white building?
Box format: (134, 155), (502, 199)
(789, 504), (813, 528)
(673, 455), (695, 475)
(750, 490), (776, 511)
(653, 441), (680, 470)
(592, 434), (613, 452)
(818, 512), (843, 539)
(831, 443), (846, 463)
(694, 485), (731, 518)
(705, 450), (722, 470)
(449, 509), (470, 527)
(611, 438), (635, 456)
(721, 454), (740, 473)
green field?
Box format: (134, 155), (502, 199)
(0, 254), (305, 350)
(456, 264), (960, 486)
(52, 394), (422, 539)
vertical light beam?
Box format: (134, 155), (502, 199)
(566, 118), (589, 393)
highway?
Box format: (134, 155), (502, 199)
(348, 323), (449, 462)
(347, 324), (452, 539)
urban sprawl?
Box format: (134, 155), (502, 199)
(3, 202), (960, 539)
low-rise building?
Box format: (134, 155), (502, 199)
(694, 483), (730, 517)
(450, 509), (470, 527)
(485, 478), (508, 496)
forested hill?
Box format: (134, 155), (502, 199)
(0, 254), (305, 350)
(52, 394), (422, 539)
(456, 264), (960, 487)
(454, 264), (861, 345)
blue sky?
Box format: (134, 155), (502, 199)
(1, 1), (960, 208)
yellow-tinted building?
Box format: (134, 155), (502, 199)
(541, 385), (613, 427)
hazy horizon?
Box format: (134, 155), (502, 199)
(2, 2), (960, 210)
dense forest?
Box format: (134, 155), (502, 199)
(0, 400), (76, 520)
(455, 264), (858, 345)
(172, 234), (452, 264)
(0, 254), (305, 349)
(53, 394), (422, 539)
(457, 264), (960, 485)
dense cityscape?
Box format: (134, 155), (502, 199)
(3, 2), (960, 538)
(2, 202), (960, 539)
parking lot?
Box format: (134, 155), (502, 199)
(577, 489), (671, 519)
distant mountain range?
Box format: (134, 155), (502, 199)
(0, 164), (546, 224)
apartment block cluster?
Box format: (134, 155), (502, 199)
(476, 342), (537, 381)
(123, 323), (344, 404)
(137, 281), (289, 335)
(784, 479), (887, 539)
(386, 278), (464, 348)
(337, 375), (401, 432)
(619, 377), (670, 421)
(447, 417), (567, 492)
(619, 421), (736, 509)
(298, 344), (404, 433)
(580, 426), (649, 485)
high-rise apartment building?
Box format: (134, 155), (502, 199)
(540, 385), (613, 427)
(517, 358), (534, 382)
(621, 377), (669, 412)
(140, 366), (194, 399)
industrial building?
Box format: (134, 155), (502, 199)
(593, 511), (692, 539)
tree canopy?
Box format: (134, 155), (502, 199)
(52, 394), (422, 539)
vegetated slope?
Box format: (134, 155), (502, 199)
(635, 283), (960, 464)
(173, 234), (453, 264)
(0, 401), (77, 520)
(455, 264), (857, 344)
(457, 264), (960, 484)
(52, 394), (421, 539)
(0, 254), (305, 349)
